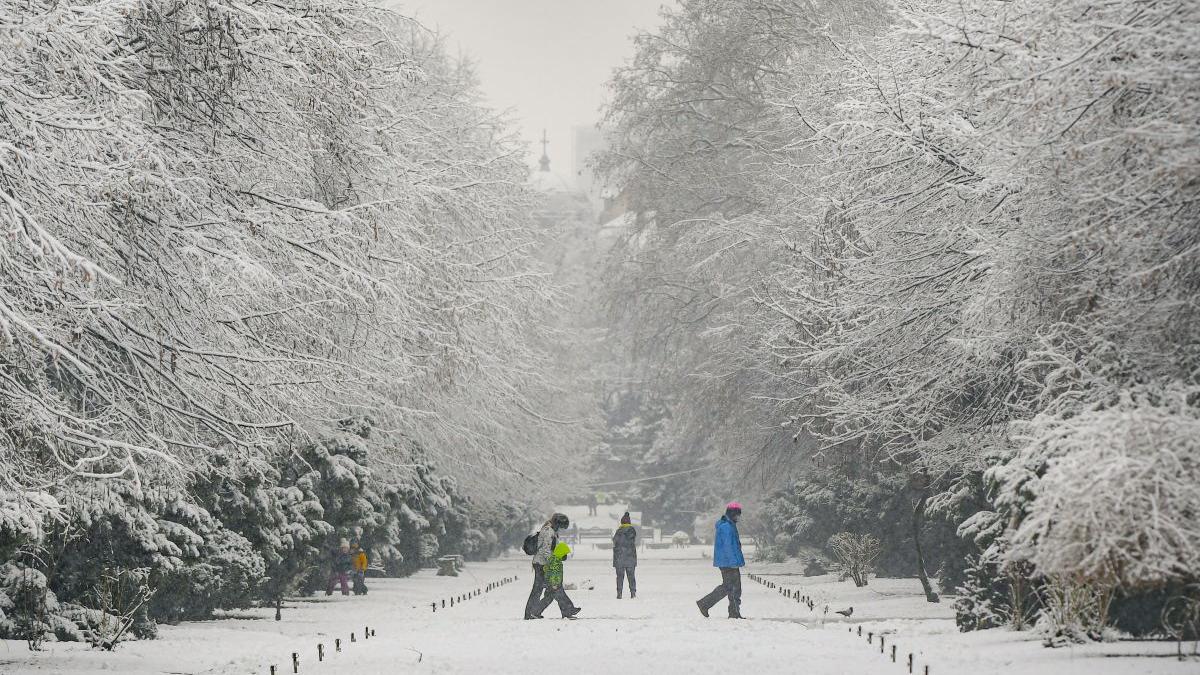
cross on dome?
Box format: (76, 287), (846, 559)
(538, 129), (551, 172)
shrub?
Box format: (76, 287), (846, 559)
(0, 563), (55, 648)
(827, 533), (881, 587)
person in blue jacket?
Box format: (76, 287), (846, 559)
(697, 502), (745, 619)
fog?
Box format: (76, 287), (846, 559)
(402, 0), (668, 169)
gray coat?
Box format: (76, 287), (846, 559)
(612, 525), (637, 568)
(532, 523), (556, 566)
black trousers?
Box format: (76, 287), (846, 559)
(698, 567), (742, 617)
(616, 566), (637, 594)
(525, 564), (576, 617)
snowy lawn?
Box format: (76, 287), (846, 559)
(2, 550), (1194, 674)
(752, 559), (1197, 675)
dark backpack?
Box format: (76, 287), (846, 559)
(522, 533), (539, 555)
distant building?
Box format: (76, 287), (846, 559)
(528, 131), (594, 273)
(530, 130), (588, 217)
(528, 130), (633, 273)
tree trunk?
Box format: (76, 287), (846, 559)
(912, 494), (940, 603)
(275, 596), (282, 621)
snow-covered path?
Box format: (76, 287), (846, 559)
(318, 554), (878, 674)
(1, 550), (880, 674)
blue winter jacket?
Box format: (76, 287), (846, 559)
(712, 515), (745, 568)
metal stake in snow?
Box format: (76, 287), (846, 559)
(291, 652), (299, 674)
(317, 643), (324, 662)
(364, 625), (370, 639)
(335, 638), (341, 652)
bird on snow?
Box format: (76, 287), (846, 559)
(835, 607), (854, 617)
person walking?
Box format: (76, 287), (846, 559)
(525, 513), (580, 619)
(587, 493), (598, 517)
(350, 539), (369, 595)
(325, 539), (353, 596)
(697, 502), (745, 618)
(535, 542), (582, 619)
(612, 512), (638, 599)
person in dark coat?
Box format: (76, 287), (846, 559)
(524, 513), (580, 619)
(612, 512), (638, 598)
(325, 539), (353, 596)
(697, 502), (746, 618)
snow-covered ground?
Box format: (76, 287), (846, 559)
(751, 558), (1196, 675)
(2, 549), (1193, 674)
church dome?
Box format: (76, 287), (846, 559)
(529, 168), (577, 194)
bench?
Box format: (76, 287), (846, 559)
(436, 555), (464, 576)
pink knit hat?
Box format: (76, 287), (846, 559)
(726, 501), (743, 511)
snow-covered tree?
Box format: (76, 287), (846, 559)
(599, 0), (1199, 635)
(1, 0), (578, 645)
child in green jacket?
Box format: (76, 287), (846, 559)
(535, 542), (581, 619)
(545, 541), (570, 588)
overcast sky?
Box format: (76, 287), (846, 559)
(400, 0), (668, 171)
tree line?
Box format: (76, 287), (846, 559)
(596, 0), (1198, 643)
(1, 0), (562, 647)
